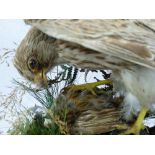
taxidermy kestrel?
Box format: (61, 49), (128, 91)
(14, 19), (155, 134)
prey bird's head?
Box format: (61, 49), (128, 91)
(14, 27), (59, 87)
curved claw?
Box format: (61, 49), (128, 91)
(122, 107), (148, 135)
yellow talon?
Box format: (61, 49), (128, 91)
(67, 79), (112, 95)
(122, 107), (148, 135)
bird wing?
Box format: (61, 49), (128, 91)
(25, 19), (155, 69)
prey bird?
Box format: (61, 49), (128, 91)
(14, 19), (155, 134)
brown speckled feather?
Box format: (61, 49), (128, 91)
(14, 20), (155, 124)
(25, 19), (155, 70)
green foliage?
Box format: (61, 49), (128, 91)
(9, 64), (112, 135)
(8, 111), (61, 135)
(14, 80), (55, 109)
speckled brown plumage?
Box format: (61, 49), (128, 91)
(14, 20), (155, 134)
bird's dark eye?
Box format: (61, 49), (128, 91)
(28, 57), (40, 71)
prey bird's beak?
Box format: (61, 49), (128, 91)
(34, 69), (48, 87)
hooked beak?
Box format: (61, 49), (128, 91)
(34, 69), (48, 87)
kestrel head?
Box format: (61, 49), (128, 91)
(14, 27), (59, 87)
